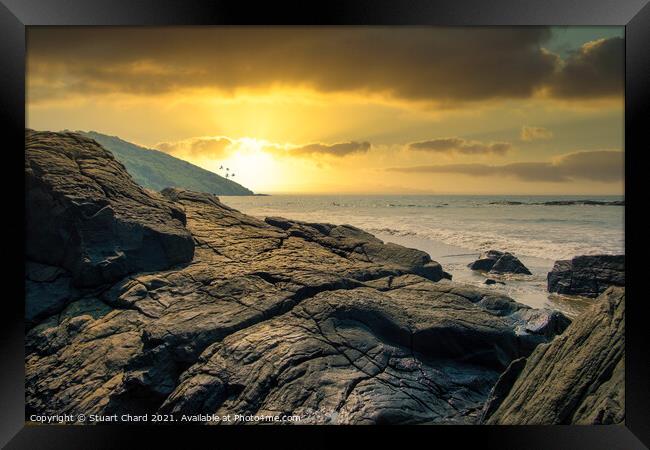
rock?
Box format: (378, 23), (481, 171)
(489, 253), (532, 275)
(25, 129), (194, 288)
(468, 250), (531, 275)
(468, 250), (503, 271)
(547, 254), (624, 297)
(159, 280), (567, 424)
(263, 216), (452, 282)
(25, 262), (78, 327)
(508, 308), (572, 354)
(540, 200), (624, 206)
(25, 131), (571, 424)
(489, 200), (623, 206)
(489, 201), (525, 205)
(480, 357), (527, 422)
(484, 287), (624, 425)
(484, 279), (505, 285)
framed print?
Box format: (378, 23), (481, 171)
(1, 0), (648, 448)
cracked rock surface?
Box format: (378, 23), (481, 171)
(26, 129), (194, 288)
(26, 130), (570, 424)
(484, 286), (625, 425)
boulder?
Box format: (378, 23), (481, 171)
(484, 287), (625, 425)
(489, 253), (532, 275)
(547, 254), (624, 297)
(468, 250), (531, 275)
(25, 130), (194, 287)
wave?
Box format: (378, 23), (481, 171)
(220, 196), (624, 262)
(367, 225), (624, 261)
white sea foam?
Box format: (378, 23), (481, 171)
(365, 225), (622, 261)
(220, 195), (625, 261)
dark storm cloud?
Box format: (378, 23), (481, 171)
(289, 141), (371, 157)
(27, 28), (623, 103)
(409, 138), (512, 155)
(546, 37), (624, 98)
(387, 150), (622, 182)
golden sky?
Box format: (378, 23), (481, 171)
(27, 27), (624, 194)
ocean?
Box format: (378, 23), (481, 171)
(220, 195), (625, 317)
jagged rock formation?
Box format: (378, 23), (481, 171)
(468, 250), (532, 276)
(484, 287), (624, 425)
(547, 255), (625, 297)
(26, 130), (571, 424)
(25, 129), (194, 288)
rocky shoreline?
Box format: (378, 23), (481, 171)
(25, 130), (624, 425)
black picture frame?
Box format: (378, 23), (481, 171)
(1, 0), (648, 447)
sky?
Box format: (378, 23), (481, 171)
(26, 27), (624, 195)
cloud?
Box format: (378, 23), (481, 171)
(521, 126), (553, 141)
(409, 138), (512, 155)
(155, 135), (369, 160)
(546, 37), (624, 98)
(387, 150), (622, 183)
(155, 137), (232, 158)
(289, 141), (371, 157)
(26, 27), (620, 105)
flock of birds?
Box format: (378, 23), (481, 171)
(219, 165), (235, 179)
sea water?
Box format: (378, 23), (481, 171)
(220, 195), (624, 317)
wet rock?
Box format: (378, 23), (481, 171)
(468, 250), (531, 275)
(490, 200), (624, 206)
(489, 253), (531, 275)
(540, 200), (624, 206)
(468, 250), (503, 271)
(484, 287), (624, 425)
(484, 279), (505, 286)
(547, 255), (624, 297)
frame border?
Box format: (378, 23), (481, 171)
(2, 0), (648, 447)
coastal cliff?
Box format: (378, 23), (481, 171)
(26, 130), (584, 424)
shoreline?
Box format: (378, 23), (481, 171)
(373, 232), (594, 317)
(222, 209), (596, 317)
(219, 194), (625, 262)
(218, 193), (623, 318)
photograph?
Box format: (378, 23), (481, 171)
(23, 25), (627, 427)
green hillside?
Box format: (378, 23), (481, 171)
(78, 131), (254, 195)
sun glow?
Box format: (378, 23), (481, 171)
(203, 137), (283, 193)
